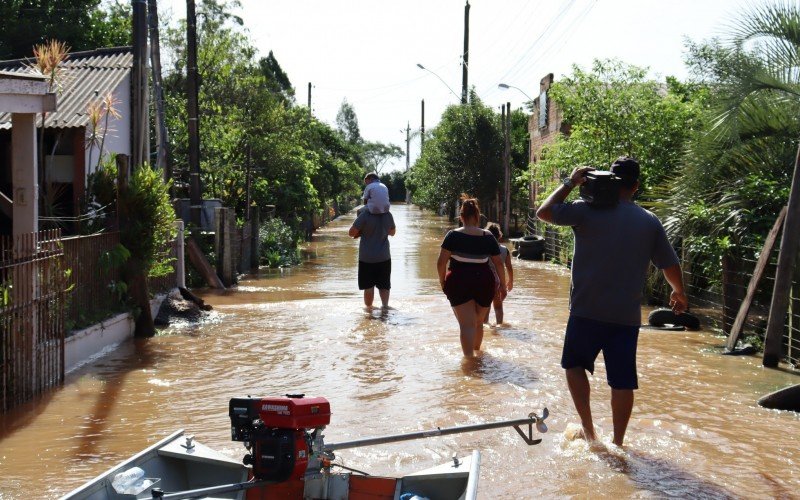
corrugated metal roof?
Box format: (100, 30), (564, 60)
(0, 47), (132, 130)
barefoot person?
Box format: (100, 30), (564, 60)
(484, 222), (514, 325)
(536, 157), (688, 447)
(437, 196), (507, 358)
(349, 209), (396, 308)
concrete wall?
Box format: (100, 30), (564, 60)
(64, 293), (165, 374)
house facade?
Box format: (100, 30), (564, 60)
(0, 47), (132, 235)
(528, 73), (570, 207)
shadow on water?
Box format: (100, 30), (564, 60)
(591, 445), (738, 499)
(492, 323), (542, 343)
(0, 390), (55, 440)
(0, 339), (167, 444)
(73, 339), (168, 459)
(460, 352), (539, 388)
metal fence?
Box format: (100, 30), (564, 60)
(61, 232), (178, 331)
(1, 230), (66, 411)
(62, 232), (123, 330)
(526, 215), (800, 368)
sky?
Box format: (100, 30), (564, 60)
(160, 0), (752, 172)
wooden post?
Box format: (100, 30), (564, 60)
(250, 207), (260, 270)
(726, 206), (786, 351)
(187, 237), (224, 289)
(764, 142), (800, 366)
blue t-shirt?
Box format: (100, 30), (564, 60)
(550, 199), (679, 326)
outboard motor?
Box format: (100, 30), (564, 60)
(229, 395), (331, 481)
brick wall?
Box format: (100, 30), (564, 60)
(527, 73), (571, 208)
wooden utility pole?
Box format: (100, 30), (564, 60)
(186, 0), (202, 229)
(131, 0), (149, 169)
(405, 122), (410, 171)
(461, 0), (470, 104)
(404, 122), (411, 203)
(421, 99), (425, 148)
(499, 103), (505, 223)
(148, 0), (169, 181)
(245, 145), (252, 221)
(763, 143), (800, 367)
(504, 101), (511, 235)
(308, 82), (312, 116)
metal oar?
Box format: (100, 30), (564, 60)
(325, 408), (549, 451)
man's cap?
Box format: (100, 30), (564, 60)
(364, 172), (379, 182)
(610, 156), (640, 187)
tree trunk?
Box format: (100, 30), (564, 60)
(126, 259), (155, 338)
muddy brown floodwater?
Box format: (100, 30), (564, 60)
(1, 204), (799, 499)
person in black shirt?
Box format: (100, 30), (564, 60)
(437, 196), (507, 358)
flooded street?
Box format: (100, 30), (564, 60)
(1, 203), (800, 499)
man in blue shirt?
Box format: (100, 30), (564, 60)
(537, 156), (688, 447)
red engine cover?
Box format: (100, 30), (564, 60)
(258, 396), (331, 429)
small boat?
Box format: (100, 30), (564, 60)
(60, 395), (549, 500)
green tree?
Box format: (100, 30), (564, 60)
(362, 141), (403, 175)
(336, 99), (362, 145)
(536, 59), (701, 198)
(0, 0), (130, 59)
(661, 3), (800, 287)
(258, 50), (294, 100)
(407, 91), (504, 213)
(163, 0), (362, 227)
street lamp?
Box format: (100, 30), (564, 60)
(417, 63), (461, 101)
(498, 83), (534, 102)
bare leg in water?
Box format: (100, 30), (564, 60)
(378, 288), (390, 308)
(474, 304), (489, 349)
(453, 301), (481, 357)
(565, 367), (597, 441)
(611, 388), (634, 447)
(363, 287), (375, 308)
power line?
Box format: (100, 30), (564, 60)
(479, 0), (580, 99)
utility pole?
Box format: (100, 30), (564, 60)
(504, 101), (512, 235)
(131, 0), (148, 169)
(148, 0), (169, 182)
(405, 122), (411, 171)
(245, 145), (252, 221)
(186, 0), (202, 230)
(421, 99), (425, 149)
(308, 82), (312, 116)
(461, 1), (470, 104)
(404, 122), (411, 203)
(501, 103), (506, 226)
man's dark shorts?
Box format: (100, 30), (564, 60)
(358, 259), (391, 290)
(561, 315), (640, 390)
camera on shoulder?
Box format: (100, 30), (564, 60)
(579, 170), (621, 209)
